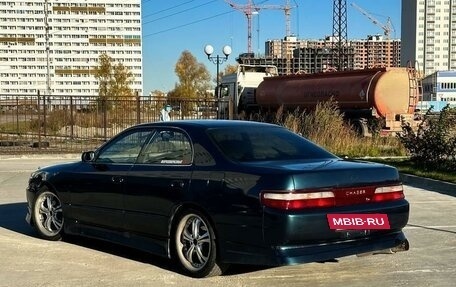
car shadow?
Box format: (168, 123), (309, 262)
(223, 264), (272, 276)
(0, 202), (180, 274)
(0, 202), (273, 277)
(63, 235), (180, 274)
(223, 259), (339, 276)
(60, 234), (281, 277)
(0, 202), (36, 237)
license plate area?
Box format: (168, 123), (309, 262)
(327, 214), (390, 230)
(339, 229), (370, 239)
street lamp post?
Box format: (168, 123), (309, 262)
(204, 44), (232, 99)
(204, 44), (232, 119)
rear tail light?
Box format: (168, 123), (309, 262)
(372, 185), (405, 202)
(260, 191), (335, 210)
(261, 184), (405, 210)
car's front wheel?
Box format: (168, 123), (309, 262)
(32, 187), (64, 241)
(173, 209), (226, 277)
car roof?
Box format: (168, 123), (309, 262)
(135, 120), (281, 130)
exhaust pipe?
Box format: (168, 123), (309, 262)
(390, 238), (410, 253)
(357, 239), (409, 257)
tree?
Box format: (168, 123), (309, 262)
(111, 62), (134, 97)
(224, 64), (238, 75)
(94, 53), (135, 100)
(94, 53), (135, 119)
(214, 64), (239, 86)
(167, 50), (211, 116)
(95, 53), (113, 100)
(173, 50), (211, 99)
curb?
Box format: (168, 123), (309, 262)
(400, 173), (456, 196)
(0, 154), (80, 160)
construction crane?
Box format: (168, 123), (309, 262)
(350, 2), (394, 39)
(225, 0), (296, 54)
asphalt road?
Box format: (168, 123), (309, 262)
(0, 156), (455, 287)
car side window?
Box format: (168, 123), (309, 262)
(96, 129), (153, 164)
(137, 129), (192, 165)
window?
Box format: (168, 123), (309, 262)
(209, 127), (335, 162)
(96, 129), (153, 164)
(137, 130), (192, 165)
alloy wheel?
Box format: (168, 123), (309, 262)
(35, 191), (64, 237)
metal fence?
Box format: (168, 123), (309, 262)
(0, 95), (224, 153)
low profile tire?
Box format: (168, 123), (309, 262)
(32, 187), (64, 241)
(173, 209), (227, 278)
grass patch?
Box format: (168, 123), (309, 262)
(367, 158), (456, 184)
(332, 136), (406, 158)
(0, 121), (31, 134)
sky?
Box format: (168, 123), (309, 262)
(141, 0), (402, 94)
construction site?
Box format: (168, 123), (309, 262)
(225, 0), (401, 75)
(218, 0), (422, 137)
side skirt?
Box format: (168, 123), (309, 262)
(64, 219), (169, 259)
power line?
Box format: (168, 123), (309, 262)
(144, 10), (234, 38)
(143, 0), (218, 25)
(142, 0), (198, 19)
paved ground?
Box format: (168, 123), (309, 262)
(0, 156), (455, 287)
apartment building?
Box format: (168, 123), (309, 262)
(265, 36), (309, 59)
(244, 36), (399, 75)
(352, 35), (401, 69)
(401, 0), (456, 76)
(0, 0), (142, 96)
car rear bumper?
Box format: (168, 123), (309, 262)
(263, 199), (409, 244)
(273, 231), (408, 265)
(220, 199), (410, 265)
(219, 229), (409, 266)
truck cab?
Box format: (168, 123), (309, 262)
(218, 64), (278, 119)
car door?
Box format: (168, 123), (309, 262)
(68, 128), (154, 230)
(123, 128), (193, 240)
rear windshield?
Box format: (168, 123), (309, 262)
(208, 126), (336, 162)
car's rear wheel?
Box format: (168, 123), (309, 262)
(173, 209), (226, 277)
(32, 187), (64, 241)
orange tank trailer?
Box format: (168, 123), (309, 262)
(254, 68), (420, 135)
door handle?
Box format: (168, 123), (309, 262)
(111, 176), (124, 184)
(170, 180), (185, 189)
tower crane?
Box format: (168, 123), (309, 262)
(225, 0), (296, 54)
(350, 2), (394, 39)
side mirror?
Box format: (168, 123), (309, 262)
(81, 151), (95, 162)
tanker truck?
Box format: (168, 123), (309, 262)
(218, 64), (278, 119)
(219, 66), (422, 136)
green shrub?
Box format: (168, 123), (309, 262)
(397, 105), (456, 171)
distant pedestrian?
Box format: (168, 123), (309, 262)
(160, 104), (172, 122)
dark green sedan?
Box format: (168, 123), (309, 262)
(26, 120), (409, 278)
